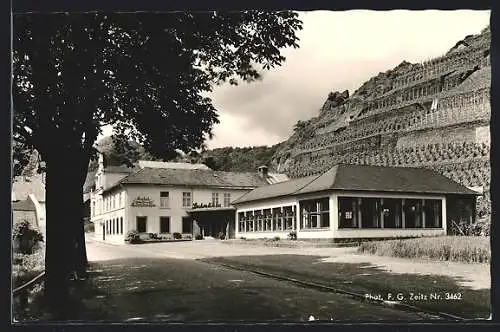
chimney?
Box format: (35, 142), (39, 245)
(257, 165), (268, 179)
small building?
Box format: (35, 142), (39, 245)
(12, 197), (38, 228)
(232, 164), (481, 241)
(12, 174), (46, 236)
(89, 154), (287, 243)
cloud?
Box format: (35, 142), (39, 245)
(206, 10), (490, 149)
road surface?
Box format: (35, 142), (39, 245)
(84, 239), (424, 322)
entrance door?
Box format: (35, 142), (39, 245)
(136, 216), (147, 233)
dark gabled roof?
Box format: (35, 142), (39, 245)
(231, 174), (320, 204)
(232, 164), (481, 205)
(12, 199), (36, 212)
(102, 167), (270, 193)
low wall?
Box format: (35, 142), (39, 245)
(334, 228), (445, 239)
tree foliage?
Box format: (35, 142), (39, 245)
(184, 144), (282, 172)
(12, 11), (302, 317)
(13, 12), (302, 164)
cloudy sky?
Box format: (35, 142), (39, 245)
(100, 10), (490, 150)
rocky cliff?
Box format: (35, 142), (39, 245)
(271, 26), (491, 220)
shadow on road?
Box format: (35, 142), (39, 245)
(200, 254), (491, 320)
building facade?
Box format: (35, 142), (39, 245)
(89, 155), (287, 243)
(232, 164), (481, 241)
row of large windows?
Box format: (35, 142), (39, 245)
(105, 217), (124, 235)
(161, 191), (232, 208)
(135, 216), (193, 234)
(237, 196), (443, 232)
(238, 206), (296, 233)
(300, 198), (330, 229)
(338, 197), (443, 229)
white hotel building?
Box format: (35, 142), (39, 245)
(88, 154), (287, 243)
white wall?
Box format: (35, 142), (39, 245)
(125, 185), (251, 235)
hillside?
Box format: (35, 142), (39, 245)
(269, 26), (491, 220)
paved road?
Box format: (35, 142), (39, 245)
(84, 240), (423, 322)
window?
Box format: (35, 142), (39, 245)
(263, 209), (272, 231)
(423, 199), (442, 228)
(272, 208), (282, 232)
(382, 198), (403, 228)
(136, 216), (147, 233)
(300, 198), (330, 229)
(92, 201), (96, 217)
(339, 197), (359, 228)
(212, 193), (219, 207)
(160, 191), (170, 208)
(238, 212), (245, 232)
(405, 199), (423, 228)
(120, 217), (123, 234)
(245, 212), (254, 232)
(182, 192), (192, 208)
(182, 217), (192, 233)
(360, 198), (381, 228)
(118, 193), (122, 207)
(223, 193), (231, 207)
(256, 210), (263, 231)
(160, 217), (170, 233)
(283, 206), (294, 230)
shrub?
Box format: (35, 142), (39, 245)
(273, 236), (281, 241)
(125, 230), (142, 244)
(12, 220), (44, 254)
(357, 236), (490, 263)
(287, 231), (297, 241)
(84, 221), (95, 233)
(183, 234), (193, 240)
(448, 219), (490, 237)
(239, 236), (247, 240)
(173, 232), (182, 240)
(217, 232), (226, 240)
(12, 243), (45, 286)
(195, 234), (204, 240)
(148, 233), (160, 240)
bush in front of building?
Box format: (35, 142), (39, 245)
(217, 232), (226, 240)
(125, 230), (142, 244)
(273, 236), (281, 241)
(287, 231), (297, 241)
(195, 234), (204, 240)
(448, 218), (490, 236)
(357, 236), (490, 263)
(12, 219), (44, 255)
(84, 221), (95, 233)
(173, 232), (182, 240)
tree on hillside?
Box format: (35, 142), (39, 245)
(13, 12), (302, 318)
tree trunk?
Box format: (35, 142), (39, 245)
(73, 185), (88, 278)
(44, 160), (78, 319)
(43, 151), (90, 319)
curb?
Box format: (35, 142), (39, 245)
(210, 261), (467, 321)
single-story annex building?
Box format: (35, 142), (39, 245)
(231, 163), (481, 241)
